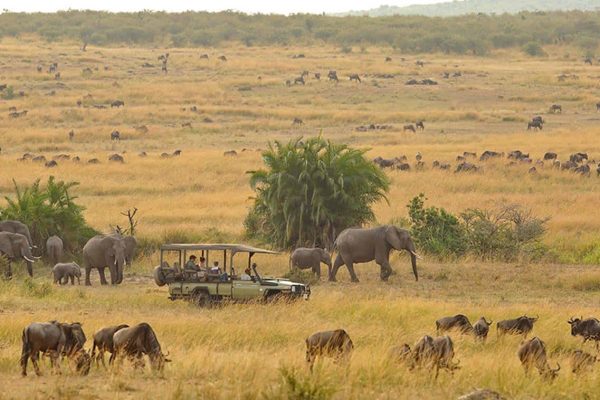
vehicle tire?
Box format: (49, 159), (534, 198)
(192, 291), (211, 308)
(264, 290), (285, 304)
(153, 266), (167, 287)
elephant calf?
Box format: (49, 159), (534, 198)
(52, 262), (82, 285)
(289, 247), (331, 279)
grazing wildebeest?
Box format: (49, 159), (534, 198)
(88, 158), (100, 164)
(507, 150), (529, 160)
(517, 337), (560, 380)
(181, 122), (192, 128)
(473, 317), (493, 341)
(570, 152), (588, 163)
(532, 115), (544, 125)
(200, 53), (209, 59)
(111, 100), (124, 108)
(294, 76), (305, 85)
(110, 130), (120, 141)
(328, 70), (339, 82)
(497, 315), (538, 337)
(72, 156), (80, 162)
(349, 74), (361, 83)
(20, 321), (86, 376)
(527, 120), (543, 131)
(411, 335), (459, 378)
(305, 329), (353, 372)
(112, 323), (170, 371)
(543, 152), (557, 161)
(570, 350), (598, 373)
(432, 161), (450, 170)
(415, 121), (425, 130)
(292, 117), (303, 125)
(561, 160), (578, 171)
(479, 150), (503, 161)
(455, 162), (479, 173)
(91, 324), (129, 368)
(403, 124), (416, 133)
(397, 162), (411, 171)
(218, 55), (227, 61)
(528, 167), (537, 174)
(388, 343), (412, 363)
(416, 60), (425, 67)
(138, 152), (147, 157)
(314, 72), (321, 80)
(108, 154), (125, 163)
(45, 160), (58, 168)
(385, 56), (392, 62)
(173, 149), (182, 156)
(549, 104), (562, 113)
(567, 317), (600, 343)
(373, 156), (395, 168)
(575, 164), (591, 176)
(463, 152), (476, 158)
(224, 150), (238, 157)
(32, 155), (46, 163)
(436, 314), (474, 334)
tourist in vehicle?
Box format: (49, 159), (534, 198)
(241, 267), (252, 281)
(185, 255), (200, 272)
(198, 256), (207, 269)
(210, 261), (221, 274)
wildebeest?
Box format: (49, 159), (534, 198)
(88, 158), (101, 164)
(218, 55), (227, 61)
(111, 100), (125, 108)
(327, 70), (339, 82)
(480, 150), (503, 161)
(436, 314), (473, 334)
(570, 350), (598, 373)
(173, 149), (182, 156)
(527, 120), (543, 131)
(411, 335), (460, 378)
(507, 150), (529, 161)
(561, 160), (578, 171)
(473, 317), (493, 341)
(432, 160), (451, 170)
(224, 150), (238, 157)
(385, 56), (392, 62)
(388, 343), (412, 363)
(349, 74), (361, 83)
(528, 167), (537, 174)
(415, 121), (425, 130)
(293, 117), (303, 125)
(497, 315), (537, 337)
(455, 162), (480, 173)
(112, 323), (170, 371)
(21, 321), (86, 376)
(314, 72), (321, 80)
(532, 115), (544, 125)
(373, 156), (395, 168)
(200, 53), (209, 59)
(463, 152), (476, 158)
(543, 152), (557, 161)
(397, 162), (411, 171)
(567, 317), (600, 343)
(110, 130), (120, 141)
(181, 122), (192, 129)
(108, 154), (125, 163)
(91, 324), (129, 367)
(305, 329), (353, 372)
(45, 160), (58, 168)
(549, 104), (562, 113)
(570, 152), (588, 163)
(517, 337), (560, 380)
(403, 124), (416, 133)
(294, 76), (305, 85)
(575, 164), (591, 176)
(68, 130), (75, 140)
(585, 57), (593, 65)
(32, 155), (46, 163)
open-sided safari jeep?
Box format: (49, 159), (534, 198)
(153, 243), (310, 306)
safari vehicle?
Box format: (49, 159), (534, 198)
(153, 243), (310, 306)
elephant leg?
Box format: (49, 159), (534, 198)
(97, 267), (108, 285)
(313, 263), (321, 279)
(379, 261), (393, 281)
(70, 274), (74, 285)
(85, 267), (92, 286)
(5, 261), (13, 279)
(329, 255), (344, 282)
(345, 261), (360, 283)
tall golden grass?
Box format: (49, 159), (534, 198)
(1, 38), (600, 399)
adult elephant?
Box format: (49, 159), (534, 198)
(0, 220), (35, 248)
(0, 232), (37, 278)
(289, 248), (332, 279)
(83, 235), (126, 286)
(46, 235), (64, 265)
(329, 225), (419, 282)
(110, 234), (137, 267)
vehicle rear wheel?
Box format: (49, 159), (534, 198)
(192, 291), (212, 308)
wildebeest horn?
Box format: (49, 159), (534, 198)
(553, 362), (561, 372)
(23, 255), (35, 263)
(409, 250), (422, 259)
(568, 317), (575, 324)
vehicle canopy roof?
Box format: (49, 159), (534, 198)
(160, 243), (278, 256)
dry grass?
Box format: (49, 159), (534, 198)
(1, 38), (600, 399)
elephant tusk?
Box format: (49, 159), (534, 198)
(23, 255), (35, 263)
(33, 256), (42, 260)
(409, 250), (422, 259)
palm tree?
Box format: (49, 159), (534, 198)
(246, 137), (389, 249)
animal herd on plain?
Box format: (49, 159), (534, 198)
(14, 148), (183, 167)
(372, 149), (600, 177)
(19, 313), (600, 383)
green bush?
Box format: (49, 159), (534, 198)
(522, 41), (546, 56)
(262, 366), (335, 400)
(1, 86), (15, 100)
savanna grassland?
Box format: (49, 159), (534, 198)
(1, 35), (600, 399)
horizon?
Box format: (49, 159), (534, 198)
(0, 0), (446, 15)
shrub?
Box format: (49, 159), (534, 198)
(263, 366), (335, 400)
(1, 86), (15, 100)
(522, 41), (546, 57)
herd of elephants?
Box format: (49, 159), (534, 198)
(3, 217), (600, 389)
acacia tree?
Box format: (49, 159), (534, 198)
(245, 137), (389, 249)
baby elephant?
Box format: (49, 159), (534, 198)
(53, 262), (82, 285)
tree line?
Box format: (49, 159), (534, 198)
(0, 10), (599, 55)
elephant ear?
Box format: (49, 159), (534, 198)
(0, 235), (16, 258)
(385, 226), (406, 251)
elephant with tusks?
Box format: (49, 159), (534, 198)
(289, 247), (332, 279)
(83, 235), (127, 286)
(0, 220), (35, 248)
(0, 232), (38, 278)
(329, 225), (420, 282)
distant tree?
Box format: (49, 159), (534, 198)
(245, 137), (389, 249)
(522, 41), (547, 56)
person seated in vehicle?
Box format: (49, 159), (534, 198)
(240, 267), (252, 281)
(210, 261), (221, 274)
(198, 256), (207, 270)
(185, 255), (200, 272)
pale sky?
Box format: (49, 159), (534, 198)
(1, 0), (444, 14)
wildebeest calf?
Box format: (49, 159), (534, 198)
(305, 329), (353, 372)
(411, 335), (459, 378)
(91, 324), (129, 367)
(517, 337), (560, 380)
(497, 315), (537, 338)
(435, 314), (473, 335)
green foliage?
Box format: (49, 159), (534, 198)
(20, 278), (54, 298)
(407, 194), (466, 258)
(1, 86), (15, 100)
(522, 41), (547, 56)
(262, 366), (335, 400)
(245, 136), (389, 249)
(406, 194), (547, 261)
(0, 177), (98, 251)
(0, 11), (599, 55)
